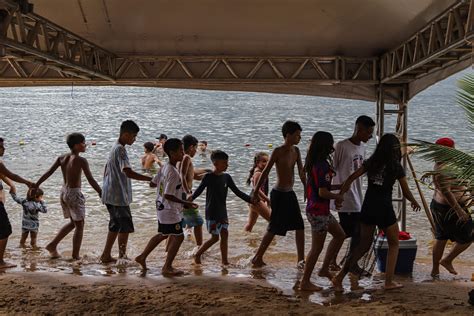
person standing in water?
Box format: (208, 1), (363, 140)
(245, 152), (271, 232)
(100, 120), (153, 263)
(35, 133), (102, 260)
(250, 121), (306, 269)
(0, 137), (34, 269)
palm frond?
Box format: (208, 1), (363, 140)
(414, 139), (474, 188)
(457, 73), (474, 131)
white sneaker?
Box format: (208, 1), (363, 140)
(297, 260), (305, 270)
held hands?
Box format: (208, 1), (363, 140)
(184, 201), (198, 209)
(334, 194), (344, 210)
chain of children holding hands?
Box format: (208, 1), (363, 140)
(0, 117), (472, 292)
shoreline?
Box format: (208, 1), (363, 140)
(0, 270), (473, 315)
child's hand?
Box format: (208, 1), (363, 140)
(97, 188), (102, 198)
(184, 201), (198, 209)
(335, 194), (344, 208)
(9, 185), (16, 195)
(186, 194), (193, 201)
(411, 200), (421, 212)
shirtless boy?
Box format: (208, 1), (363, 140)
(251, 121), (306, 268)
(179, 135), (208, 250)
(36, 133), (102, 260)
(141, 142), (163, 171)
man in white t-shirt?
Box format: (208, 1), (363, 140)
(135, 138), (198, 275)
(330, 115), (375, 271)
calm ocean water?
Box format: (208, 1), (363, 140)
(0, 69), (472, 298)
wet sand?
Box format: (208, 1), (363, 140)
(0, 270), (472, 315)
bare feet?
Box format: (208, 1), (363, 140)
(318, 269), (334, 281)
(244, 224), (252, 232)
(430, 267), (440, 278)
(299, 280), (323, 292)
(329, 263), (341, 271)
(45, 244), (61, 259)
(222, 260), (230, 266)
(440, 259), (458, 275)
(349, 273), (364, 290)
(251, 256), (266, 268)
(0, 261), (16, 269)
(331, 276), (344, 293)
(135, 255), (147, 270)
(100, 255), (117, 264)
(19, 243), (27, 248)
(193, 254), (202, 265)
(162, 267), (184, 276)
(384, 281), (404, 290)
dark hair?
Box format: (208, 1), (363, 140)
(200, 141), (208, 146)
(143, 142), (154, 152)
(355, 115), (376, 128)
(163, 138), (182, 157)
(364, 133), (401, 176)
(247, 152), (269, 185)
(0, 137), (3, 143)
(27, 187), (44, 201)
(182, 135), (198, 151)
(66, 133), (85, 150)
(282, 120), (302, 137)
(158, 134), (168, 140)
(211, 150), (229, 162)
(120, 120), (140, 135)
(304, 131), (334, 175)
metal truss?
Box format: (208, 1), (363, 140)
(112, 56), (378, 84)
(381, 0), (473, 83)
(0, 0), (116, 81)
(0, 0), (471, 90)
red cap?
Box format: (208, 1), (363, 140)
(435, 137), (455, 148)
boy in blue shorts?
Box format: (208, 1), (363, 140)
(135, 138), (198, 275)
(179, 135), (209, 251)
(191, 150), (253, 265)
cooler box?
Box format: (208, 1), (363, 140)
(374, 236), (417, 274)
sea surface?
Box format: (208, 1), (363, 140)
(0, 69), (472, 303)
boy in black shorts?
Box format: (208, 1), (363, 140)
(100, 121), (153, 263)
(251, 121), (306, 268)
(135, 138), (198, 275)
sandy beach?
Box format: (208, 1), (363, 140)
(0, 270), (472, 315)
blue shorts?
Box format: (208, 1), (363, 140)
(183, 208), (204, 227)
(206, 220), (229, 235)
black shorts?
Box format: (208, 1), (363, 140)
(338, 212), (361, 239)
(267, 189), (304, 236)
(106, 204), (135, 233)
(158, 220), (184, 236)
(0, 202), (12, 240)
(431, 200), (473, 244)
(360, 203), (397, 229)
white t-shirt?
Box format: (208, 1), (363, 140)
(153, 163), (183, 224)
(331, 138), (366, 213)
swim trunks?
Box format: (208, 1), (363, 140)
(431, 200), (473, 244)
(183, 208), (204, 228)
(60, 187), (86, 221)
(0, 202), (12, 240)
(206, 220), (229, 235)
(106, 204), (134, 233)
(158, 220), (184, 236)
(306, 212), (338, 234)
(267, 189), (304, 236)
